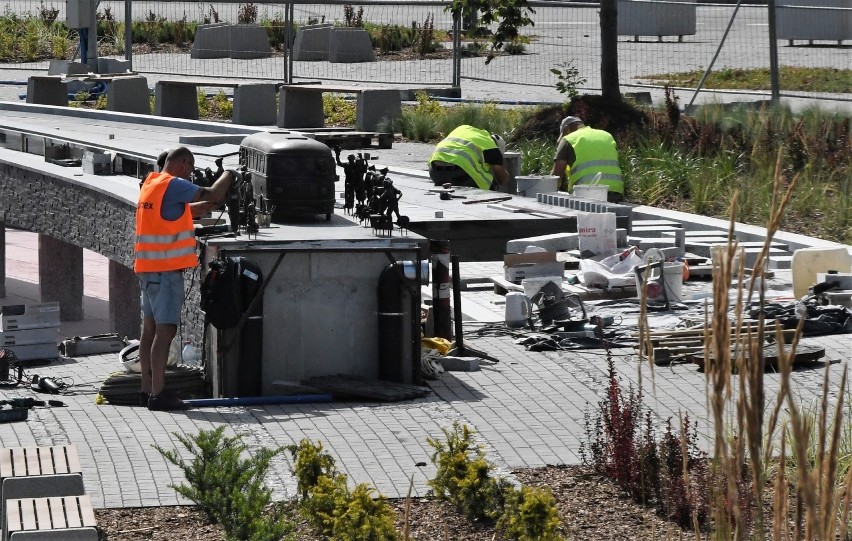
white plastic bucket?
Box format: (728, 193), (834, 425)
(516, 175), (558, 198)
(635, 262), (683, 302)
(573, 184), (608, 201)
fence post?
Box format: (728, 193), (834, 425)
(452, 11), (461, 88)
(285, 0), (293, 84)
(767, 0), (780, 103)
(124, 0), (132, 70)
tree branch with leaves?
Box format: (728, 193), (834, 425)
(445, 0), (535, 64)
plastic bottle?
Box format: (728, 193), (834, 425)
(181, 336), (199, 367)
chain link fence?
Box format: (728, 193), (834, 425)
(0, 0), (848, 102)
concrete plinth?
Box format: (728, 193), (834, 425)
(107, 76), (150, 115)
(356, 89), (401, 132)
(230, 24), (273, 59)
(292, 23), (332, 61)
(38, 235), (83, 321)
(154, 81), (199, 120)
(109, 260), (140, 339)
(277, 87), (323, 128)
(328, 28), (376, 63)
(191, 23), (230, 59)
(47, 60), (89, 76)
(26, 76), (68, 107)
(233, 83), (277, 126)
(97, 58), (131, 74)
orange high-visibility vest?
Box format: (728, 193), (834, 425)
(134, 172), (197, 273)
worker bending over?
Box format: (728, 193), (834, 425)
(551, 116), (624, 203)
(428, 125), (509, 191)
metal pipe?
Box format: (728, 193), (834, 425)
(377, 260), (428, 383)
(687, 0), (745, 112)
(767, 0), (780, 104)
(184, 394), (333, 407)
(451, 254), (464, 351)
(124, 0), (132, 70)
(430, 240), (452, 340)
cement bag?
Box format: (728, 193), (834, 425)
(578, 212), (617, 257)
(580, 250), (642, 289)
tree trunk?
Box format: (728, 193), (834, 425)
(600, 0), (621, 102)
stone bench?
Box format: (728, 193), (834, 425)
(26, 73), (150, 115)
(0, 445), (85, 538)
(277, 84), (401, 132)
(154, 79), (278, 125)
(5, 495), (97, 540)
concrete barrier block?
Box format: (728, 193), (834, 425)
(233, 83), (276, 126)
(26, 77), (68, 106)
(328, 28), (376, 63)
(277, 87), (324, 128)
(106, 76), (150, 115)
(229, 24), (272, 59)
(356, 89), (401, 132)
(617, 0), (697, 38)
(777, 0), (852, 42)
(154, 82), (199, 120)
(97, 58), (131, 73)
(47, 60), (89, 76)
(191, 23), (230, 59)
(292, 23), (332, 61)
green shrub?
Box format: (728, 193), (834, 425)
(323, 93), (357, 126)
(154, 426), (292, 541)
(497, 485), (562, 541)
(286, 438), (337, 500)
(503, 40), (525, 55)
(427, 421), (511, 520)
(300, 473), (348, 534)
(332, 483), (399, 540)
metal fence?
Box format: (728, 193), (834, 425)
(0, 0), (848, 102)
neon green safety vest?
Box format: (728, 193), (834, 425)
(564, 126), (624, 194)
(428, 125), (497, 190)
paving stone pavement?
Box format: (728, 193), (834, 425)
(1, 234), (850, 508)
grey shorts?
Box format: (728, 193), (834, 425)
(138, 271), (184, 325)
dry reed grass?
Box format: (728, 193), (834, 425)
(639, 148), (851, 540)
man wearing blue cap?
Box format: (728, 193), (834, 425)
(551, 116), (624, 203)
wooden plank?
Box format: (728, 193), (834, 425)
(5, 498), (22, 532)
(37, 446), (53, 475)
(0, 447), (13, 477)
(13, 447), (26, 476)
(26, 447), (40, 475)
(34, 497), (51, 529)
(62, 444), (82, 474)
(19, 498), (37, 530)
(77, 495), (97, 527)
(48, 496), (66, 529)
(65, 496), (84, 528)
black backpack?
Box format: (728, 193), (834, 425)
(200, 256), (263, 329)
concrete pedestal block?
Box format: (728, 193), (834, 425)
(154, 82), (199, 120)
(355, 89), (401, 132)
(109, 260), (140, 339)
(230, 24), (272, 59)
(277, 87), (324, 128)
(107, 76), (150, 115)
(617, 0), (696, 39)
(97, 57), (131, 73)
(328, 28), (376, 63)
(47, 60), (89, 76)
(38, 235), (83, 321)
(191, 23), (230, 59)
(233, 83), (277, 125)
(26, 77), (68, 106)
(292, 23), (332, 60)
(777, 0), (851, 42)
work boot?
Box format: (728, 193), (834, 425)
(147, 389), (188, 411)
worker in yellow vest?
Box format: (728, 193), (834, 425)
(428, 125), (509, 191)
(551, 116), (624, 203)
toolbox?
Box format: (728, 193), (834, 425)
(0, 327), (59, 347)
(0, 302), (60, 331)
